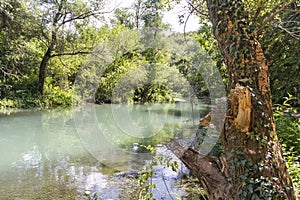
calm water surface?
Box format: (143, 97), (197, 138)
(0, 103), (206, 199)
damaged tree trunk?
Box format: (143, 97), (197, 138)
(167, 0), (296, 199)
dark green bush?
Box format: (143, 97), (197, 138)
(274, 98), (300, 194)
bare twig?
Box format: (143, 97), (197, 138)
(51, 51), (91, 57)
(186, 0), (208, 18)
(182, 1), (206, 42)
(59, 8), (116, 27)
(256, 0), (297, 35)
(0, 67), (19, 79)
(276, 23), (300, 39)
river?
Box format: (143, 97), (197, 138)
(0, 102), (208, 199)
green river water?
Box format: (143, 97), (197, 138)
(0, 102), (208, 199)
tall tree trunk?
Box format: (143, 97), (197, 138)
(37, 32), (56, 95)
(37, 1), (63, 94)
(38, 48), (52, 94)
(167, 0), (296, 199)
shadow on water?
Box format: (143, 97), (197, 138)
(0, 102), (209, 199)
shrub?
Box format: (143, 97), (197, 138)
(274, 97), (300, 194)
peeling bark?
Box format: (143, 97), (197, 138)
(167, 0), (297, 199)
(231, 85), (251, 133)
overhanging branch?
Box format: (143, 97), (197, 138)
(59, 8), (115, 27)
(166, 139), (230, 199)
(51, 51), (91, 57)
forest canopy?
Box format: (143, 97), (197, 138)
(0, 0), (298, 108)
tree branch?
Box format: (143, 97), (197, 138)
(51, 51), (91, 57)
(256, 0), (296, 35)
(275, 23), (300, 39)
(0, 6), (22, 28)
(59, 9), (114, 27)
(0, 8), (14, 23)
(186, 0), (208, 18)
(0, 66), (19, 79)
(166, 139), (230, 199)
(283, 9), (300, 13)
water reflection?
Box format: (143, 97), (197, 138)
(0, 103), (207, 199)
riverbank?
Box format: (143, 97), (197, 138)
(0, 101), (299, 198)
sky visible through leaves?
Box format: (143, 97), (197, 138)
(107, 0), (200, 32)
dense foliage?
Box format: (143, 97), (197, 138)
(262, 2), (300, 106)
(274, 97), (300, 193)
(0, 0), (213, 109)
(2, 0), (297, 108)
(0, 0), (299, 198)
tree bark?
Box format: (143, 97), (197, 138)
(38, 48), (51, 94)
(37, 1), (64, 95)
(167, 140), (231, 199)
(38, 29), (57, 94)
(167, 0), (297, 199)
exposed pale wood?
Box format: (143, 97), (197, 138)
(167, 0), (297, 199)
(230, 85), (251, 133)
(199, 112), (211, 127)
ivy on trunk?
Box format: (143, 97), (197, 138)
(167, 0), (297, 199)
